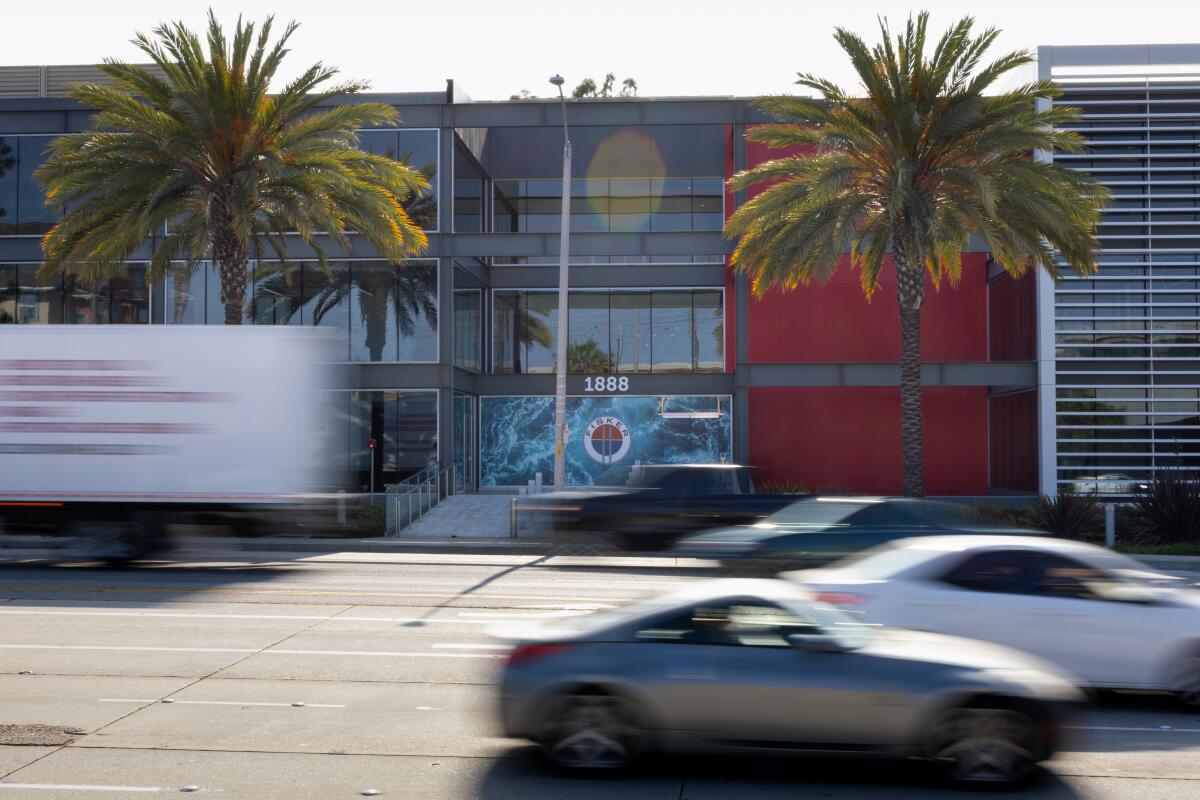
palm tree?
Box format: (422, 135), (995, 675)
(35, 11), (428, 324)
(568, 339), (612, 373)
(726, 13), (1109, 497)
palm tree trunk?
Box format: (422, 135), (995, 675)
(213, 211), (249, 325)
(895, 255), (926, 498)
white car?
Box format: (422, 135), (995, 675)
(789, 536), (1200, 703)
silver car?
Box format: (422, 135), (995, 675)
(496, 579), (1082, 785)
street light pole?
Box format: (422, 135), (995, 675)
(550, 74), (571, 491)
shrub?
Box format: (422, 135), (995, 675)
(756, 479), (812, 495)
(966, 502), (1029, 527)
(1026, 491), (1104, 541)
(1129, 471), (1200, 544)
(353, 504), (387, 536)
(755, 480), (852, 495)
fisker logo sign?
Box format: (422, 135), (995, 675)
(582, 416), (632, 465)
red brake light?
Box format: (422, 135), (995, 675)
(507, 643), (572, 668)
(813, 591), (867, 605)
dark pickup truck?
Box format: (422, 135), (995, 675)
(518, 464), (798, 551)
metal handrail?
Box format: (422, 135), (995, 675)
(389, 462), (455, 536)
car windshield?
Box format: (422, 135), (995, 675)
(827, 542), (941, 579)
(1077, 549), (1183, 588)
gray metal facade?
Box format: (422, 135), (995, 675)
(1039, 44), (1200, 493)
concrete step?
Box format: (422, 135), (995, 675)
(397, 494), (514, 538)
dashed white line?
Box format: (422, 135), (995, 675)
(431, 643), (511, 650)
(0, 609), (584, 625)
(0, 784), (161, 793)
(99, 699), (346, 708)
(1072, 725), (1200, 734)
(0, 644), (501, 659)
(267, 648), (502, 659)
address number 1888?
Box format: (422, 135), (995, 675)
(584, 376), (629, 392)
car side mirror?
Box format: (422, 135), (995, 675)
(786, 632), (848, 653)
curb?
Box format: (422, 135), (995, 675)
(1134, 554), (1200, 569)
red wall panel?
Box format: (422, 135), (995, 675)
(989, 390), (1038, 492)
(988, 271), (1036, 362)
(746, 253), (989, 363)
(747, 387), (989, 495)
(736, 134), (990, 365)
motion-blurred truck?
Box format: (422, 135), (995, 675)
(0, 326), (340, 562)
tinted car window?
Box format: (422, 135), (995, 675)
(941, 551), (1032, 594)
(636, 599), (819, 647)
(1024, 553), (1110, 601)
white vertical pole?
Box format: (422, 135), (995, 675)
(552, 85), (572, 492)
(1105, 503), (1116, 549)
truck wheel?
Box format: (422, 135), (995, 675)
(65, 519), (154, 566)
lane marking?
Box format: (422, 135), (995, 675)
(0, 644), (502, 659)
(0, 784), (161, 793)
(432, 643), (511, 650)
(99, 699), (346, 708)
(0, 584), (635, 602)
(268, 648), (503, 659)
(0, 644), (255, 654)
(1071, 725), (1200, 734)
(0, 609), (520, 626)
(456, 610), (586, 619)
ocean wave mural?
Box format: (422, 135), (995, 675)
(480, 395), (732, 487)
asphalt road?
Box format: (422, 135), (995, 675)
(0, 549), (1197, 799)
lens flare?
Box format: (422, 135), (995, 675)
(586, 128), (666, 232)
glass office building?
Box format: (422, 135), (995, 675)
(2, 63), (1073, 495)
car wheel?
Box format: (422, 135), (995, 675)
(537, 689), (647, 771)
(63, 519), (152, 566)
(928, 703), (1042, 785)
(1170, 653), (1200, 707)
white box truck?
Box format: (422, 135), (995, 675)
(0, 326), (341, 561)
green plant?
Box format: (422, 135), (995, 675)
(725, 12), (1109, 497)
(1026, 492), (1104, 541)
(756, 479), (852, 495)
(354, 504), (387, 535)
(966, 502), (1029, 527)
(756, 479), (812, 495)
(35, 11), (428, 324)
(1129, 471), (1200, 544)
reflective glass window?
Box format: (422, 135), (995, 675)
(16, 136), (57, 235)
(568, 293), (610, 373)
(652, 291), (693, 372)
(694, 290), (724, 371)
(393, 261), (438, 362)
(0, 264), (15, 322)
(15, 264), (62, 323)
(453, 288), (482, 371)
(0, 138), (16, 235)
(523, 292), (558, 373)
(610, 292), (651, 373)
(164, 265), (206, 324)
(64, 278), (108, 324)
(109, 266), (149, 323)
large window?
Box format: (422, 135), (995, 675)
(453, 266), (484, 372)
(163, 260), (438, 362)
(0, 135), (59, 236)
(486, 125), (725, 233)
(358, 129), (439, 231)
(0, 264), (148, 324)
(492, 288), (724, 374)
(342, 390), (438, 492)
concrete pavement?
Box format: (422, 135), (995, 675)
(0, 550), (1197, 798)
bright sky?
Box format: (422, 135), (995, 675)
(5, 1), (1194, 100)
